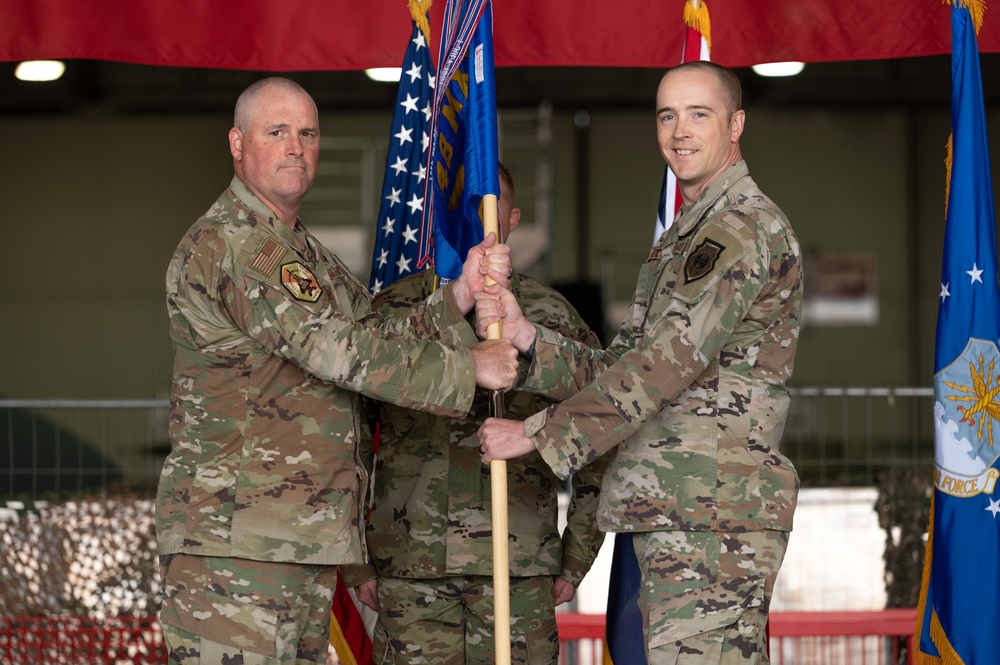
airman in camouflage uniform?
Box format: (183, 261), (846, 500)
(156, 77), (516, 665)
(345, 165), (609, 665)
(477, 62), (803, 664)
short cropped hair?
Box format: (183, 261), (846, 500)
(498, 161), (515, 200)
(234, 77), (313, 130)
(668, 61), (742, 117)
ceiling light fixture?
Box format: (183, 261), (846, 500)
(15, 60), (66, 82)
(365, 67), (402, 83)
(751, 62), (806, 78)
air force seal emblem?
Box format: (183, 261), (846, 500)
(934, 338), (1000, 498)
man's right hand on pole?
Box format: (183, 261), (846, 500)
(471, 338), (518, 390)
(474, 284), (537, 354)
(451, 232), (512, 314)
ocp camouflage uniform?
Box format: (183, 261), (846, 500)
(157, 177), (478, 664)
(349, 268), (608, 665)
(518, 162), (803, 664)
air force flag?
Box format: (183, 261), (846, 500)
(917, 3), (1000, 663)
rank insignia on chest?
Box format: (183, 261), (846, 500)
(249, 239), (287, 277)
(684, 238), (726, 284)
(280, 262), (322, 302)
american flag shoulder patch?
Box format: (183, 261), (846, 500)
(249, 239), (286, 277)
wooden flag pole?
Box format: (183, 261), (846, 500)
(482, 193), (511, 665)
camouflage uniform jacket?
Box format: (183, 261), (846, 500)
(157, 176), (477, 566)
(520, 162), (802, 534)
(356, 269), (608, 586)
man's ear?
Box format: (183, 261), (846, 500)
(508, 207), (521, 233)
(229, 127), (243, 161)
(730, 109), (746, 143)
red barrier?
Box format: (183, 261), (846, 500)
(556, 609), (918, 665)
(768, 609), (917, 665)
(0, 616), (166, 665)
(557, 613), (605, 664)
(0, 610), (917, 665)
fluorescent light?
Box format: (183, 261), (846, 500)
(15, 60), (66, 82)
(365, 67), (402, 83)
(752, 62), (806, 78)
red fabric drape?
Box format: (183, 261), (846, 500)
(1, 0), (997, 71)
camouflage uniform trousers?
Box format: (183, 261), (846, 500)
(159, 554), (338, 664)
(632, 530), (789, 665)
(373, 574), (559, 665)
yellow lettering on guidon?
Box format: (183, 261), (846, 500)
(448, 166), (465, 212)
(438, 133), (454, 171)
(440, 86), (465, 133)
(934, 467), (1000, 497)
(433, 69), (471, 214)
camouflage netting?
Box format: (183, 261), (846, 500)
(0, 498), (355, 664)
(0, 497), (160, 617)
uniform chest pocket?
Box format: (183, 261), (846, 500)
(635, 238), (686, 331)
(323, 264), (366, 321)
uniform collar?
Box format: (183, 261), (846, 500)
(228, 175), (308, 247)
(674, 161), (750, 238)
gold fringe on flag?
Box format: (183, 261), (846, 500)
(945, 0), (986, 34)
(944, 134), (953, 217)
(410, 0), (433, 46)
(684, 0), (712, 52)
(929, 612), (967, 665)
(329, 612), (360, 665)
(913, 490), (969, 664)
(914, 492), (941, 664)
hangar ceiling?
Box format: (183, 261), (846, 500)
(1, 55), (998, 115)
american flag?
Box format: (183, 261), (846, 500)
(368, 12), (436, 295)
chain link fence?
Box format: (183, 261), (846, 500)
(0, 389), (936, 662)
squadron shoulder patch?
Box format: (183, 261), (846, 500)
(280, 262), (322, 302)
(684, 238), (726, 284)
(249, 239), (286, 277)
